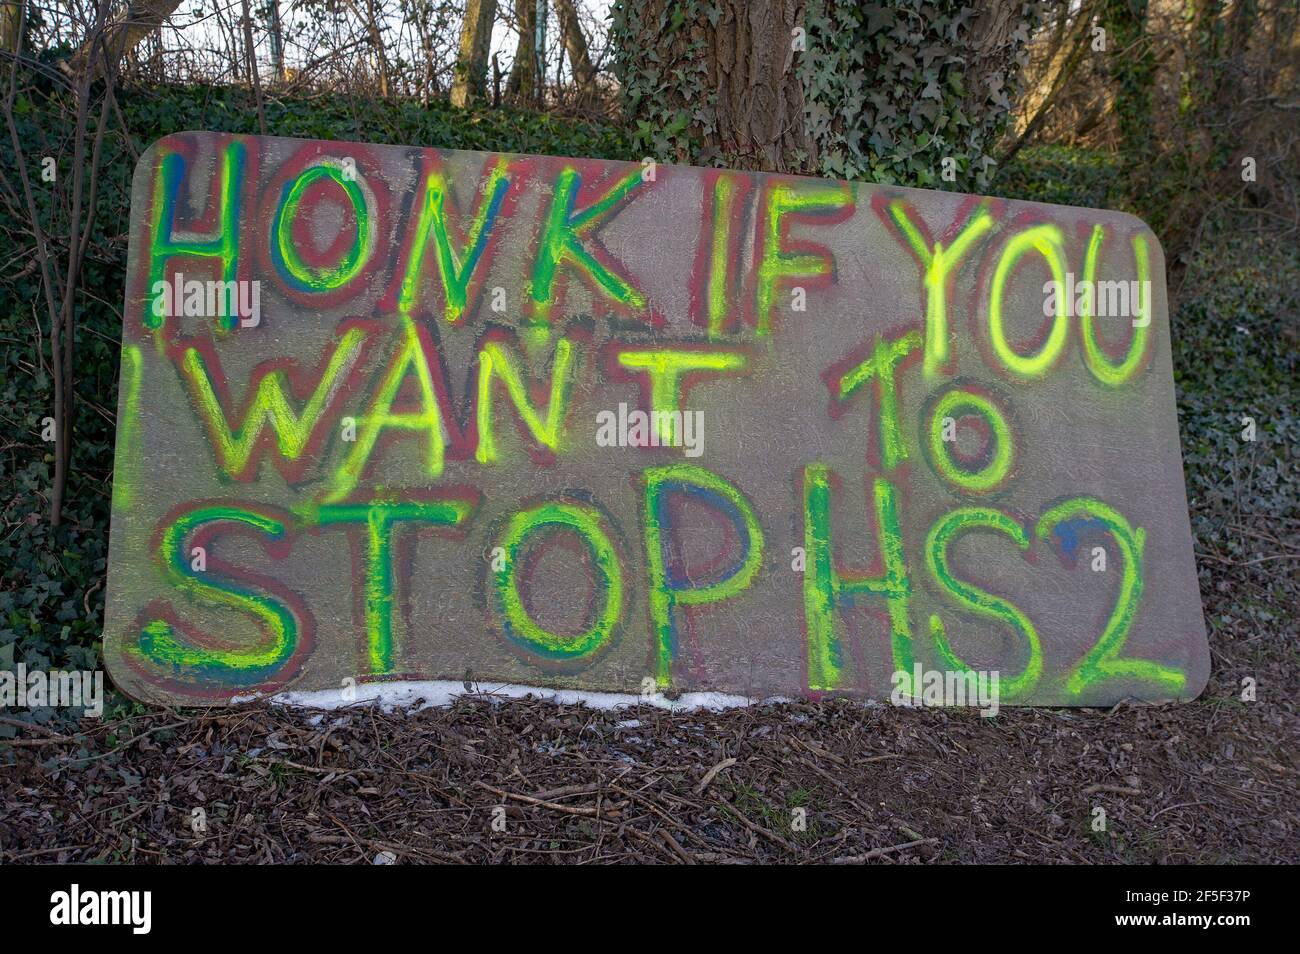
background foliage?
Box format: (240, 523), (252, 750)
(800, 0), (1037, 188)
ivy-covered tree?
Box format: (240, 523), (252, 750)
(611, 0), (814, 172)
(507, 0), (541, 105)
(611, 0), (1039, 190)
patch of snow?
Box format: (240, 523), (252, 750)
(248, 679), (778, 714)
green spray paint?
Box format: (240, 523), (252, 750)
(182, 327), (367, 477)
(136, 505), (300, 683)
(529, 166), (647, 334)
(802, 467), (911, 693)
(1080, 227), (1152, 386)
(927, 387), (1014, 493)
(754, 181), (853, 335)
(1036, 498), (1186, 697)
(492, 502), (624, 661)
(327, 318), (445, 504)
(615, 348), (747, 444)
(836, 330), (922, 471)
(146, 140), (244, 330)
(272, 161), (374, 291)
(924, 506), (1042, 699)
(112, 344), (144, 510)
(396, 159), (511, 323)
(476, 337), (576, 463)
(886, 202), (994, 377)
(988, 224), (1070, 379)
(643, 463), (765, 687)
(315, 499), (473, 673)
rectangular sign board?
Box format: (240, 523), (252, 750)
(104, 131), (1209, 707)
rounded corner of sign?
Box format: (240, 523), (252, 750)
(1117, 211), (1168, 262)
(100, 626), (174, 709)
(1178, 658), (1212, 704)
(100, 641), (144, 706)
(132, 131), (201, 183)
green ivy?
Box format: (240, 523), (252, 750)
(611, 0), (1039, 190)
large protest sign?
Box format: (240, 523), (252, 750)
(103, 131), (1208, 707)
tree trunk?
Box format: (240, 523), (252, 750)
(1, 1), (21, 54)
(64, 0), (184, 78)
(507, 0), (539, 105)
(1001, 1), (1100, 165)
(266, 0), (285, 83)
(411, 0), (438, 100)
(361, 0), (390, 97)
(1100, 0), (1156, 154)
(452, 0), (499, 107)
(710, 0), (811, 170)
(554, 0), (596, 101)
(240, 0), (267, 133)
(613, 0), (813, 172)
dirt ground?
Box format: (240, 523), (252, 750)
(2, 656), (1295, 863)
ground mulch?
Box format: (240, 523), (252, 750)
(2, 671), (1295, 863)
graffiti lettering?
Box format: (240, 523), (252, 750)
(104, 133), (1208, 708)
